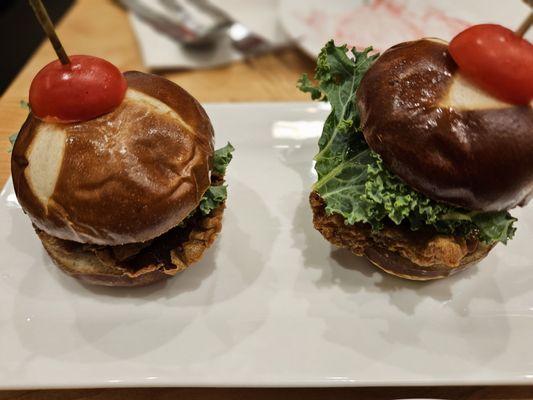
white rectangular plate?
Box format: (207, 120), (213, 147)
(1, 103), (533, 389)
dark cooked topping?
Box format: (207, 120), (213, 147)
(79, 171), (228, 271)
(36, 198), (225, 287)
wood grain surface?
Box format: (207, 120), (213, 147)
(1, 0), (532, 398)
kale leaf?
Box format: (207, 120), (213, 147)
(198, 142), (234, 215)
(213, 142), (235, 175)
(200, 185), (227, 215)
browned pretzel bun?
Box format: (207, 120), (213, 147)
(364, 244), (492, 281)
(356, 39), (533, 212)
(12, 71), (214, 245)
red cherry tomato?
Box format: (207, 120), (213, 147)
(29, 55), (127, 123)
(449, 24), (533, 105)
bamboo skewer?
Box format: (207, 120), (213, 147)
(516, 12), (533, 37)
(28, 0), (70, 65)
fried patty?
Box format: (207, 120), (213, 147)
(310, 192), (494, 280)
(36, 202), (225, 287)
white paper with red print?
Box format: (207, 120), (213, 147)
(279, 0), (533, 57)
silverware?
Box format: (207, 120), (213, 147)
(118, 0), (225, 46)
(120, 0), (272, 55)
(188, 0), (271, 54)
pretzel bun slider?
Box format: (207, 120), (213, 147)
(11, 1), (233, 286)
(300, 23), (533, 280)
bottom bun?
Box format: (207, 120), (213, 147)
(36, 203), (225, 287)
(363, 244), (492, 281)
(310, 192), (494, 281)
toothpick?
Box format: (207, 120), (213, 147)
(28, 0), (70, 65)
(516, 13), (533, 37)
(516, 0), (533, 37)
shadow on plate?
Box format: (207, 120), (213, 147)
(281, 142), (504, 315)
(9, 178), (276, 360)
(281, 141), (514, 370)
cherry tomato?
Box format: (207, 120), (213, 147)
(449, 24), (533, 105)
(29, 55), (127, 123)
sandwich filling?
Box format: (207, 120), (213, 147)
(88, 142), (233, 259)
(298, 41), (516, 246)
(37, 143), (234, 282)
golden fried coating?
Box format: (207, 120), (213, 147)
(310, 192), (493, 280)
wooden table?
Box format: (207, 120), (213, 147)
(0, 1), (531, 399)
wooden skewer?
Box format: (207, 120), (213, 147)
(516, 0), (533, 37)
(28, 0), (70, 65)
(516, 12), (533, 37)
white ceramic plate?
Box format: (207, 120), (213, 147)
(2, 103), (533, 389)
(279, 0), (533, 58)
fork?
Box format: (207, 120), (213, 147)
(121, 0), (272, 55)
(185, 0), (271, 55)
(118, 0), (225, 46)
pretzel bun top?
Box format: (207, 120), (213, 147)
(12, 71), (214, 245)
(357, 39), (533, 211)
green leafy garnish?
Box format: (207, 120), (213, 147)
(200, 185), (227, 215)
(298, 40), (516, 245)
(7, 133), (18, 153)
(213, 142), (235, 175)
(198, 142), (234, 215)
(9, 132), (18, 145)
(7, 100), (29, 153)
